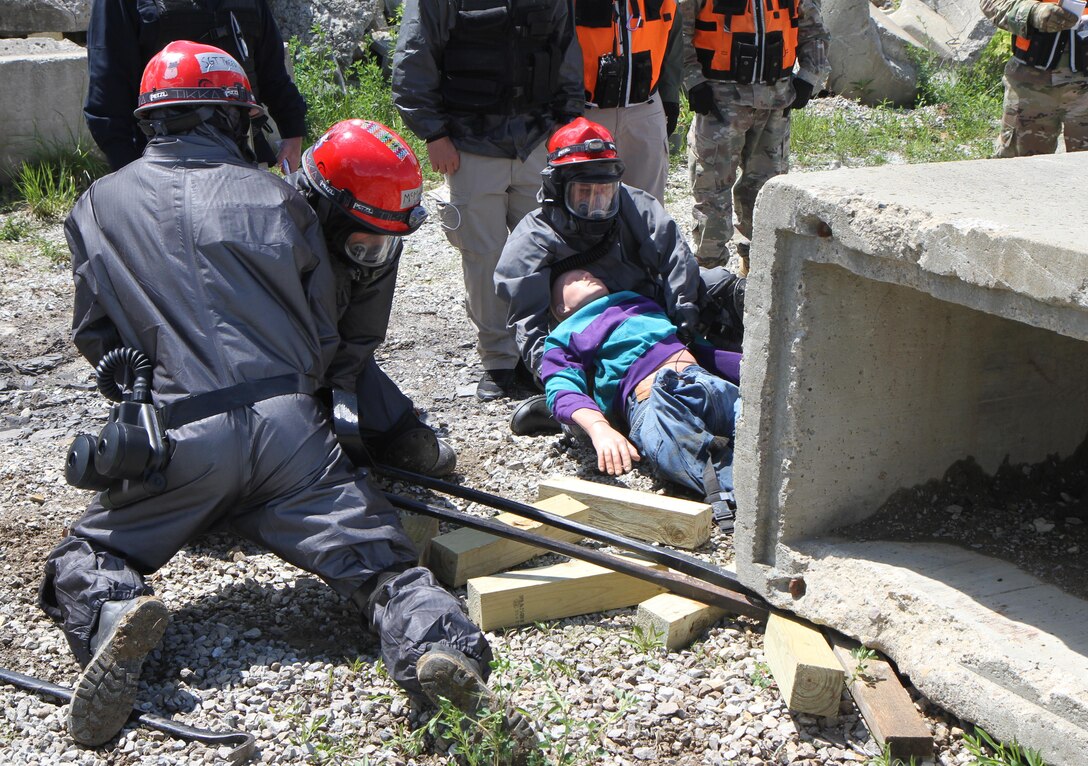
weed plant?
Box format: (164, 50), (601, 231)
(963, 726), (1048, 766)
(0, 215), (30, 242)
(14, 139), (107, 220)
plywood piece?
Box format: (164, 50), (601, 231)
(428, 495), (592, 586)
(537, 476), (711, 549)
(764, 612), (844, 717)
(635, 593), (727, 651)
(466, 555), (667, 631)
(398, 511), (439, 566)
(830, 635), (934, 760)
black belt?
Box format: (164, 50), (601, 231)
(159, 374), (318, 430)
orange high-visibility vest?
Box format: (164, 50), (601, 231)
(692, 0), (799, 84)
(575, 0), (677, 106)
(1012, 0), (1088, 70)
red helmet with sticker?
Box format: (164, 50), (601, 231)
(547, 118), (621, 168)
(302, 119), (427, 235)
(134, 40), (263, 117)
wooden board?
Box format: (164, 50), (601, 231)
(398, 511), (439, 566)
(466, 555), (668, 632)
(635, 593), (727, 651)
(537, 476), (711, 549)
(763, 612), (844, 717)
(829, 634), (934, 760)
(428, 494), (592, 586)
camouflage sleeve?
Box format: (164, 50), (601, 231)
(795, 0), (831, 88)
(980, 0), (1036, 36)
(678, 0), (707, 91)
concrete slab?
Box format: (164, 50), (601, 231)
(0, 0), (91, 34)
(736, 153), (1088, 765)
(0, 37), (89, 180)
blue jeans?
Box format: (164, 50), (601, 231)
(626, 365), (741, 498)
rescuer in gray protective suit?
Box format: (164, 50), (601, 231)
(495, 118), (745, 447)
(39, 42), (532, 755)
(289, 119), (456, 477)
(495, 118), (705, 379)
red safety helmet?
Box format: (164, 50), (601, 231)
(134, 40), (263, 117)
(303, 119), (427, 235)
(547, 118), (623, 173)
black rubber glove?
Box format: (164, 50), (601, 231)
(685, 82), (716, 116)
(675, 304), (701, 345)
(663, 101), (680, 136)
(789, 77), (815, 111)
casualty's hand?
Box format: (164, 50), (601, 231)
(277, 136), (303, 174)
(585, 420), (641, 476)
(1029, 2), (1079, 32)
(427, 137), (460, 175)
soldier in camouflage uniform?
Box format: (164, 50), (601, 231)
(679, 0), (829, 273)
(981, 0), (1088, 157)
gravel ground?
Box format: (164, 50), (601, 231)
(0, 143), (1021, 766)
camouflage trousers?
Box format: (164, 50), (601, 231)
(996, 58), (1088, 157)
(687, 100), (790, 268)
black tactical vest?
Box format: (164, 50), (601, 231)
(440, 0), (564, 114)
(137, 0), (265, 98)
(1012, 27), (1088, 72)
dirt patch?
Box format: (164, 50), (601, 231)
(838, 440), (1088, 600)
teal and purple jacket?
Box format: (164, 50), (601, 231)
(541, 291), (741, 426)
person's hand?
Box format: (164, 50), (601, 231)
(1029, 2), (1079, 32)
(277, 136), (303, 174)
(426, 137), (460, 175)
(789, 77), (815, 111)
(663, 101), (680, 136)
(685, 82), (716, 116)
(585, 420), (641, 475)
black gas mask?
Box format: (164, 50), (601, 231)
(541, 158), (625, 247)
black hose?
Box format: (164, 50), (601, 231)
(0, 667), (255, 764)
(375, 463), (760, 599)
(386, 492), (767, 619)
(95, 348), (153, 403)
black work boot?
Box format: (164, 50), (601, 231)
(476, 369), (517, 401)
(69, 596), (169, 747)
(384, 425), (458, 477)
(509, 394), (561, 436)
(417, 647), (537, 763)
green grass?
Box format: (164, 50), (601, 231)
(13, 139), (107, 220)
(0, 215), (30, 242)
(289, 24), (438, 183)
(963, 726), (1048, 766)
(791, 32), (1008, 169)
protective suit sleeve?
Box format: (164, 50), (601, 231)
(392, 0), (456, 142)
(292, 203), (341, 385)
(795, 0), (831, 88)
(495, 225), (556, 376)
(83, 0), (144, 171)
(67, 200), (121, 367)
(657, 4), (684, 106)
(633, 193), (703, 323)
(252, 0), (307, 140)
(325, 255), (401, 392)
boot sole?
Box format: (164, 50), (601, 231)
(69, 597), (169, 747)
(417, 649), (537, 761)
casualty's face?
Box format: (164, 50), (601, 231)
(344, 231), (398, 268)
(552, 269), (610, 321)
(564, 180), (619, 220)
